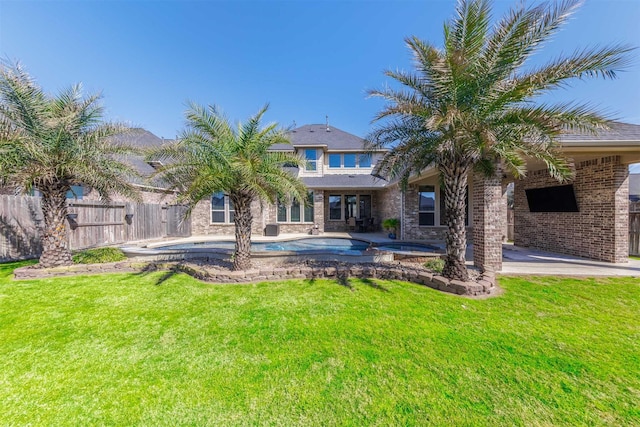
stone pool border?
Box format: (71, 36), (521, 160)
(13, 261), (498, 297)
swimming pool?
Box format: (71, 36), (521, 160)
(158, 237), (371, 256)
(375, 242), (439, 253)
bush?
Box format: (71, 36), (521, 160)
(72, 247), (126, 264)
(382, 218), (399, 231)
(424, 258), (445, 273)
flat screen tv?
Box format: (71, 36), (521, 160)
(525, 184), (579, 212)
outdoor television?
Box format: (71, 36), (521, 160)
(525, 184), (579, 213)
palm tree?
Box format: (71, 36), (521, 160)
(148, 103), (307, 271)
(0, 62), (140, 267)
(367, 0), (633, 281)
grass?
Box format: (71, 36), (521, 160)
(1, 261), (638, 426)
(72, 247), (126, 264)
(424, 257), (445, 273)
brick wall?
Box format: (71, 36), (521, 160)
(191, 192), (326, 237)
(377, 186), (402, 235)
(191, 198), (264, 236)
(403, 184), (452, 241)
(514, 155), (629, 262)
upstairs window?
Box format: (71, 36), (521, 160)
(358, 154), (372, 168)
(343, 154), (356, 168)
(328, 153), (341, 168)
(326, 153), (372, 169)
(305, 149), (317, 171)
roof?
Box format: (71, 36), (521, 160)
(301, 174), (388, 190)
(559, 121), (640, 142)
(110, 129), (172, 189)
(270, 124), (368, 151)
(110, 128), (171, 148)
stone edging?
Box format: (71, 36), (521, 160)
(13, 261), (498, 297)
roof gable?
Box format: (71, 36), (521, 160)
(269, 124), (369, 151)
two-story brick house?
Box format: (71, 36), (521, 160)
(190, 124), (389, 236)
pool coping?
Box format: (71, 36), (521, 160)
(130, 236), (443, 260)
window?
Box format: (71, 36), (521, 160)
(345, 195), (357, 218)
(305, 149), (317, 171)
(328, 194), (372, 221)
(66, 185), (83, 200)
(277, 198), (287, 222)
(290, 198), (301, 222)
(343, 154), (356, 168)
(329, 195), (342, 220)
(304, 192), (314, 223)
(418, 186), (435, 226)
(358, 154), (372, 168)
(440, 186), (469, 226)
(277, 191), (314, 223)
(327, 153), (372, 169)
(328, 153), (341, 168)
(211, 192), (234, 223)
(359, 195), (371, 218)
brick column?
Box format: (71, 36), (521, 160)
(314, 191), (325, 232)
(473, 167), (505, 272)
(613, 163), (629, 263)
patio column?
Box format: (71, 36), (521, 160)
(473, 166), (505, 272)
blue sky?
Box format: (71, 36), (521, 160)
(0, 1), (639, 148)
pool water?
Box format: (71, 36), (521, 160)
(375, 243), (439, 252)
(159, 238), (371, 255)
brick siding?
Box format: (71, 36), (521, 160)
(514, 156), (629, 262)
(472, 168), (506, 272)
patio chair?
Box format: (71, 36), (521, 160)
(347, 216), (357, 232)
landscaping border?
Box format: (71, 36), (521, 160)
(13, 261), (498, 297)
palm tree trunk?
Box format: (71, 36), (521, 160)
(441, 167), (470, 281)
(39, 184), (73, 268)
(231, 192), (253, 270)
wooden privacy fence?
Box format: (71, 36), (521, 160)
(1, 195), (191, 261)
(630, 201), (640, 256)
(0, 195), (43, 261)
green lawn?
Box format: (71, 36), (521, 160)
(1, 261), (638, 426)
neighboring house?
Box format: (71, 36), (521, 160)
(77, 129), (177, 204)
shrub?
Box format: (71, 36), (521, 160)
(424, 258), (445, 273)
(72, 247), (126, 264)
(382, 218), (399, 231)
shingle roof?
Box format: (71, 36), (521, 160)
(301, 174), (388, 189)
(270, 124), (368, 151)
(110, 129), (172, 188)
(559, 121), (640, 142)
(110, 128), (170, 148)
